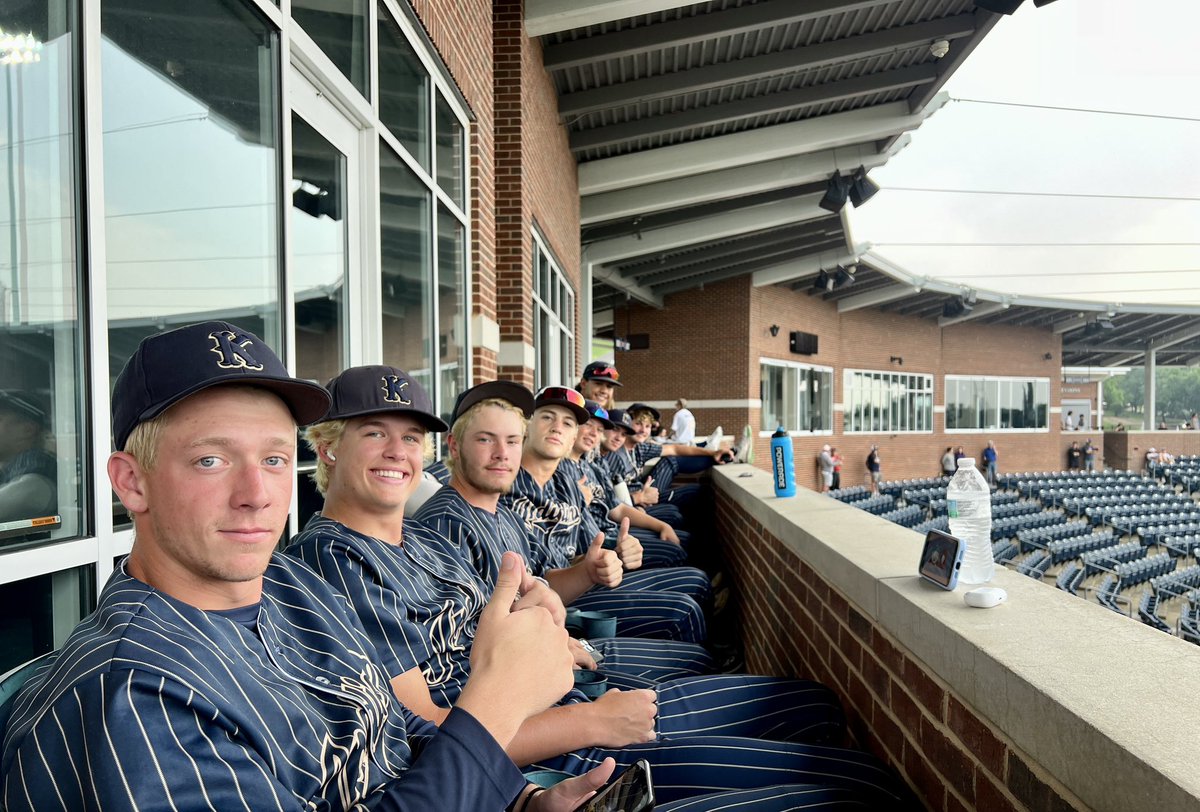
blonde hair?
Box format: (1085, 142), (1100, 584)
(123, 412), (170, 470)
(629, 407), (656, 424)
(447, 398), (528, 471)
(303, 416), (435, 496)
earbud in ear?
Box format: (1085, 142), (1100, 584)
(326, 452), (337, 461)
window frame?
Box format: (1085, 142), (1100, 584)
(758, 358), (834, 437)
(531, 229), (575, 390)
(944, 374), (1051, 433)
(842, 368), (934, 435)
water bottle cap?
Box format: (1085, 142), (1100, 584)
(956, 457), (976, 468)
(772, 426), (787, 437)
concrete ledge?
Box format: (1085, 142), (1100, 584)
(713, 466), (1200, 811)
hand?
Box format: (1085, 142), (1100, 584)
(466, 552), (574, 722)
(567, 637), (597, 670)
(713, 444), (734, 463)
(657, 524), (680, 544)
(639, 476), (660, 505)
(588, 688), (657, 747)
(584, 531), (623, 588)
(613, 519), (642, 571)
(512, 576), (567, 627)
(577, 475), (593, 506)
(528, 759), (617, 812)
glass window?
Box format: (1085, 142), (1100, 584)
(380, 140), (433, 390)
(292, 0), (368, 99)
(760, 360), (832, 433)
(0, 564), (94, 673)
(532, 234), (575, 389)
(946, 376), (1050, 431)
(377, 2), (428, 170)
(102, 0), (282, 385)
(291, 114), (348, 389)
(1, 0), (86, 550)
(436, 204), (465, 427)
(434, 93), (464, 208)
(844, 370), (933, 433)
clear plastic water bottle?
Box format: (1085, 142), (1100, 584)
(947, 457), (994, 584)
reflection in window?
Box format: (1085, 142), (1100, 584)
(760, 361), (832, 433)
(380, 141), (432, 390)
(435, 94), (464, 207)
(1, 0), (85, 550)
(844, 371), (933, 433)
(437, 205), (466, 426)
(292, 0), (368, 99)
(0, 565), (94, 673)
(378, 2), (428, 170)
(102, 0), (282, 380)
(946, 376), (1049, 431)
(291, 114), (347, 389)
(533, 235), (575, 389)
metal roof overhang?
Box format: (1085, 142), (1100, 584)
(532, 0), (1003, 310)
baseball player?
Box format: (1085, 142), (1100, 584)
(577, 361), (622, 410)
(291, 368), (917, 809)
(0, 322), (620, 812)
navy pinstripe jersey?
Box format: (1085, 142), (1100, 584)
(633, 441), (664, 468)
(500, 468), (587, 571)
(601, 448), (642, 492)
(286, 516), (489, 707)
(415, 484), (539, 586)
(0, 556), (524, 811)
(553, 459), (608, 545)
(577, 457), (619, 531)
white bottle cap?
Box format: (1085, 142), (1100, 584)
(956, 457), (976, 467)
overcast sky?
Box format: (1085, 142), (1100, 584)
(848, 0), (1200, 306)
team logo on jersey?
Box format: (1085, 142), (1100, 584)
(380, 375), (412, 405)
(208, 330), (265, 371)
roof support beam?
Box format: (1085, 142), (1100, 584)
(581, 136), (907, 223)
(1053, 315), (1091, 334)
(557, 15), (975, 118)
(752, 247), (865, 288)
(591, 265), (664, 308)
(586, 197), (827, 266)
(544, 0), (891, 70)
(654, 253), (837, 297)
(937, 302), (1006, 328)
(571, 63), (939, 153)
(634, 240), (842, 287)
(1150, 324), (1200, 351)
(623, 221), (840, 279)
(525, 0), (695, 37)
(838, 284), (923, 313)
(578, 97), (945, 195)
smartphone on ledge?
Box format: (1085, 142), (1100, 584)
(919, 529), (965, 590)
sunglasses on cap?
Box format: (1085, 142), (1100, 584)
(534, 386), (591, 423)
(590, 366), (619, 380)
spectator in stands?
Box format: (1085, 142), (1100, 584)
(830, 447), (843, 490)
(954, 446), (966, 465)
(1067, 441), (1082, 470)
(1115, 422), (1126, 432)
(940, 447), (955, 478)
(666, 398), (695, 445)
(818, 445), (834, 492)
(865, 446), (882, 493)
(1157, 419), (1169, 430)
(981, 440), (998, 487)
(1145, 447), (1158, 469)
(1160, 448), (1176, 465)
(1082, 438), (1096, 472)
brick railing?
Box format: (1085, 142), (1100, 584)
(712, 467), (1200, 812)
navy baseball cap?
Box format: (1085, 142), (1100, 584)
(606, 408), (637, 435)
(534, 386), (591, 424)
(582, 399), (615, 430)
(0, 391), (49, 427)
(322, 365), (448, 432)
(450, 380), (535, 424)
(111, 321), (332, 450)
(581, 361), (622, 387)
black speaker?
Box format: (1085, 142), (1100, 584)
(789, 331), (818, 355)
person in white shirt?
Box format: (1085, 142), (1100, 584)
(667, 399), (696, 445)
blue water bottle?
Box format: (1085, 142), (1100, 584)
(770, 427), (796, 497)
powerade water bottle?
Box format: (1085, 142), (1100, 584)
(947, 457), (994, 584)
(770, 427), (796, 497)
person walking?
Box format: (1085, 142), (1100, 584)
(981, 441), (998, 487)
(940, 447), (955, 478)
(865, 446), (882, 493)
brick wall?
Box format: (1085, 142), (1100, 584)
(407, 0), (497, 385)
(714, 488), (1089, 812)
(613, 277), (1077, 485)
